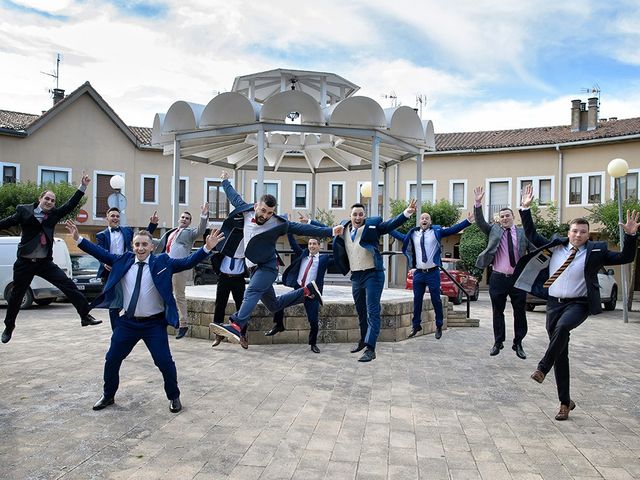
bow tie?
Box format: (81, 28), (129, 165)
(251, 218), (257, 223)
(110, 227), (121, 233)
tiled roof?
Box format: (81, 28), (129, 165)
(434, 117), (640, 152)
(0, 110), (40, 130)
(128, 126), (152, 145)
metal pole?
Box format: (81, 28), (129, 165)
(617, 177), (629, 323)
(172, 139), (181, 228)
(256, 126), (265, 200)
(416, 151), (423, 226)
(370, 135), (380, 217)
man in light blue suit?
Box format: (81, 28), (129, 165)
(391, 211), (473, 339)
(210, 171), (342, 348)
(66, 220), (224, 413)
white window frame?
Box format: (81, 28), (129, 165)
(449, 179), (467, 209)
(37, 165), (72, 186)
(609, 168), (640, 200)
(516, 176), (554, 208)
(140, 174), (159, 205)
(0, 162), (20, 185)
(292, 181), (310, 210)
(171, 176), (189, 206)
(485, 177), (512, 210)
(329, 181), (346, 210)
(251, 179), (281, 204)
(565, 171), (605, 207)
(405, 180), (436, 203)
(93, 170), (125, 220)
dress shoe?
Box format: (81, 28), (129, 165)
(264, 324), (285, 336)
(211, 334), (224, 347)
(435, 326), (442, 340)
(93, 396), (115, 411)
(81, 314), (102, 326)
(358, 349), (376, 362)
(530, 369), (545, 383)
(512, 343), (526, 359)
(350, 341), (366, 353)
(210, 322), (242, 344)
(408, 325), (422, 338)
(175, 326), (188, 339)
(489, 342), (504, 356)
(304, 281), (323, 305)
(240, 335), (249, 350)
(1, 327), (14, 344)
(555, 400), (576, 421)
(310, 345), (320, 354)
(169, 397), (182, 413)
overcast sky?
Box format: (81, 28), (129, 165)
(1, 0), (639, 133)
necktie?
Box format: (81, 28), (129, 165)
(111, 227), (121, 233)
(126, 261), (145, 318)
(229, 257), (236, 270)
(40, 213), (48, 246)
(300, 255), (314, 287)
(544, 246), (578, 288)
(166, 228), (181, 253)
(420, 230), (428, 263)
(251, 218), (257, 223)
(505, 228), (516, 267)
(350, 227), (357, 241)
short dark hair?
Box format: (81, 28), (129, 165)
(351, 203), (366, 210)
(569, 217), (590, 229)
(181, 211), (192, 219)
(259, 194), (277, 208)
(308, 237), (320, 244)
(107, 207), (120, 214)
(134, 229), (154, 242)
(499, 207), (514, 215)
(39, 190), (55, 200)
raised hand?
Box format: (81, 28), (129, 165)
(621, 210), (640, 235)
(220, 171), (229, 181)
(521, 184), (534, 208)
(466, 211), (475, 223)
(65, 219), (80, 241)
(298, 212), (310, 224)
(201, 203), (209, 216)
(473, 186), (484, 204)
(150, 210), (159, 224)
(333, 225), (344, 236)
(81, 171), (91, 187)
(405, 198), (417, 216)
(205, 228), (225, 250)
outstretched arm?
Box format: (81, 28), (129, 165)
(170, 229), (225, 272)
(147, 210), (159, 234)
(440, 217), (472, 237)
(220, 171), (248, 209)
(65, 219), (117, 266)
(473, 186), (491, 235)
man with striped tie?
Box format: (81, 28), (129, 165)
(516, 184), (638, 421)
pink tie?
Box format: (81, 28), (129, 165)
(300, 255), (314, 287)
(166, 228), (181, 253)
(40, 213), (48, 246)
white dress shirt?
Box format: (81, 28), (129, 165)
(122, 257), (164, 317)
(296, 253), (320, 286)
(242, 212), (279, 268)
(412, 228), (438, 269)
(109, 229), (125, 255)
(548, 243), (588, 298)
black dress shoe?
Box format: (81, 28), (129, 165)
(350, 341), (366, 353)
(211, 334), (224, 347)
(93, 396), (115, 411)
(265, 324), (285, 336)
(81, 314), (102, 326)
(435, 327), (442, 340)
(310, 345), (320, 353)
(512, 343), (526, 359)
(170, 397), (182, 413)
(489, 342), (504, 356)
(358, 349), (376, 362)
(175, 326), (188, 339)
(1, 327), (14, 344)
(408, 325), (422, 338)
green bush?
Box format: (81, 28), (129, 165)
(459, 224), (487, 280)
(389, 198), (461, 235)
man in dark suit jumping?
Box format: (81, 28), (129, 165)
(517, 184), (638, 421)
(0, 172), (101, 343)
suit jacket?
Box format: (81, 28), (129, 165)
(514, 208), (637, 315)
(96, 222), (158, 278)
(78, 238), (210, 328)
(474, 204), (531, 269)
(220, 179), (333, 267)
(282, 231), (333, 292)
(154, 214), (208, 258)
(0, 188), (85, 259)
(390, 219), (471, 269)
(332, 213), (410, 275)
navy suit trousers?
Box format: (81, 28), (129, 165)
(412, 269), (443, 328)
(273, 285), (321, 345)
(351, 269), (385, 349)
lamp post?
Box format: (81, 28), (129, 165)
(360, 181), (372, 215)
(607, 158), (629, 323)
(108, 174), (127, 226)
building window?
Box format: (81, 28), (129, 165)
(617, 171), (639, 200)
(539, 179), (552, 205)
(2, 164), (17, 184)
(330, 182), (345, 209)
(251, 181), (280, 204)
(566, 172), (604, 206)
(293, 182), (309, 209)
(588, 175), (601, 203)
(206, 180), (230, 221)
(407, 181), (435, 204)
(171, 177), (188, 206)
(450, 180), (466, 208)
(141, 175), (158, 204)
(39, 167), (71, 185)
(569, 177), (582, 205)
(518, 176), (553, 206)
(95, 172), (123, 218)
(488, 180), (510, 219)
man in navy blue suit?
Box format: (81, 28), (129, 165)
(333, 200), (416, 362)
(66, 220), (224, 413)
(210, 171), (342, 348)
(391, 211), (473, 339)
(266, 217), (333, 353)
(96, 207), (158, 330)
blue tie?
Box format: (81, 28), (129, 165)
(420, 230), (428, 263)
(229, 257), (236, 270)
(351, 227), (357, 241)
(126, 261), (145, 318)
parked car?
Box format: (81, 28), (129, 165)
(406, 258), (480, 305)
(193, 260), (218, 285)
(526, 266), (618, 311)
(70, 254), (104, 300)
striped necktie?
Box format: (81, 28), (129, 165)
(544, 246), (578, 288)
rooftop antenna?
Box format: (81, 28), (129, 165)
(579, 83), (601, 102)
(41, 53), (62, 92)
(381, 91), (397, 107)
(415, 94), (427, 119)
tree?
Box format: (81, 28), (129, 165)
(459, 224), (487, 280)
(389, 198), (461, 235)
(529, 200), (569, 238)
(0, 181), (87, 234)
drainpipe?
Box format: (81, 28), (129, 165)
(556, 145), (563, 223)
(391, 164), (400, 284)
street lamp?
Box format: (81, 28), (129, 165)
(360, 181), (372, 216)
(108, 174), (127, 225)
(607, 158), (629, 323)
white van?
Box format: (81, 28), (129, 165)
(0, 236), (73, 309)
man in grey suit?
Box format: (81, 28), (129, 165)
(474, 186), (531, 359)
(155, 204), (209, 339)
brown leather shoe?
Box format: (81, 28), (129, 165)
(555, 400), (576, 421)
(240, 335), (249, 350)
(531, 369), (545, 383)
(211, 334), (224, 347)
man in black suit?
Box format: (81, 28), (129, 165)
(517, 185), (638, 421)
(209, 251), (247, 348)
(0, 172), (101, 343)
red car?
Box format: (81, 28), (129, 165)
(406, 258), (480, 305)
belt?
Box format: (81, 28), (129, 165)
(492, 271), (513, 277)
(416, 266), (438, 273)
(221, 272), (244, 278)
(20, 257), (49, 263)
(131, 313), (164, 322)
(552, 296), (588, 304)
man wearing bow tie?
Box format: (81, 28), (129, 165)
(96, 207), (159, 330)
(266, 214), (334, 354)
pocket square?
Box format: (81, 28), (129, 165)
(368, 225), (376, 229)
(591, 248), (602, 252)
(156, 267), (167, 274)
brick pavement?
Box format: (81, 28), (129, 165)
(0, 296), (638, 479)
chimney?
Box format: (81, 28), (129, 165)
(52, 88), (65, 106)
(587, 97), (598, 130)
(570, 99), (582, 132)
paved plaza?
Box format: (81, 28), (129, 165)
(0, 293), (639, 479)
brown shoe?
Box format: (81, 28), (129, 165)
(211, 334), (224, 347)
(531, 369), (545, 383)
(555, 400), (576, 421)
(240, 335), (249, 350)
